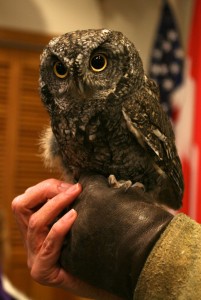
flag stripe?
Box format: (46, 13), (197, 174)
(189, 0), (201, 221)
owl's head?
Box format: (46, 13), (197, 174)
(40, 29), (144, 114)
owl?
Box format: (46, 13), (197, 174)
(39, 29), (184, 209)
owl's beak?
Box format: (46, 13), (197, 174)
(78, 80), (84, 95)
(68, 78), (85, 97)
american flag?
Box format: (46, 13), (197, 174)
(149, 0), (184, 119)
(149, 0), (201, 223)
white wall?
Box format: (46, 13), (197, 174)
(100, 0), (194, 68)
(0, 0), (103, 33)
(0, 0), (194, 69)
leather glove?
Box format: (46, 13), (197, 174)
(60, 174), (173, 300)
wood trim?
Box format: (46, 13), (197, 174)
(0, 27), (53, 51)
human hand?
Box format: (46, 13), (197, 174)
(11, 179), (122, 300)
(60, 174), (174, 300)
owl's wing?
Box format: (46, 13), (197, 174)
(122, 91), (183, 201)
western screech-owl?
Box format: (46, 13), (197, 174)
(39, 29), (184, 209)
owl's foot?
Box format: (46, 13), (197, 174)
(131, 182), (145, 191)
(108, 175), (145, 192)
(108, 175), (132, 190)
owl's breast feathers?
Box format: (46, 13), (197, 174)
(51, 101), (160, 186)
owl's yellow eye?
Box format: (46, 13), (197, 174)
(90, 53), (107, 72)
(53, 61), (68, 78)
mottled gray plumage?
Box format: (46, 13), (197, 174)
(39, 29), (184, 209)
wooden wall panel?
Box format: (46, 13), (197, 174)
(0, 60), (10, 212)
(0, 29), (89, 300)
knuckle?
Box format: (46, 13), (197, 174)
(27, 258), (44, 284)
(24, 178), (61, 197)
(50, 223), (61, 238)
(30, 266), (42, 283)
(28, 214), (39, 231)
(27, 256), (33, 270)
(42, 238), (55, 256)
(43, 178), (61, 188)
(11, 196), (23, 214)
(38, 178), (63, 197)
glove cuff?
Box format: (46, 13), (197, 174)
(116, 202), (173, 299)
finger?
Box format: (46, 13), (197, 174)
(26, 184), (81, 256)
(29, 209), (77, 284)
(12, 178), (73, 212)
(27, 183), (81, 238)
(11, 178), (74, 241)
(41, 208), (77, 264)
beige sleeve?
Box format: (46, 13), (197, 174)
(134, 213), (201, 300)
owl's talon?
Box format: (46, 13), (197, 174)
(131, 182), (145, 191)
(108, 175), (132, 190)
